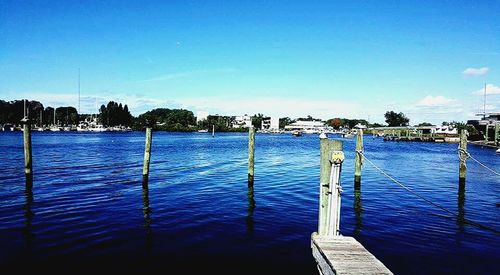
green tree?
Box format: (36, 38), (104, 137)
(252, 113), (264, 128)
(99, 101), (133, 126)
(384, 111), (409, 126)
(135, 108), (196, 131)
(279, 117), (294, 129)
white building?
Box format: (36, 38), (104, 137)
(261, 117), (279, 131)
(196, 111), (209, 123)
(232, 114), (252, 128)
(284, 120), (326, 133)
(435, 125), (458, 135)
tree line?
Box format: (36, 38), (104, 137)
(1, 99), (477, 132)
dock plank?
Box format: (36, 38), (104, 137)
(311, 233), (393, 275)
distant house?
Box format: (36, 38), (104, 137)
(435, 125), (458, 135)
(284, 120), (326, 132)
(467, 112), (500, 142)
(261, 117), (279, 131)
(354, 123), (367, 129)
(232, 114), (252, 128)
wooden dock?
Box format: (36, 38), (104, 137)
(311, 233), (392, 275)
(313, 139), (392, 274)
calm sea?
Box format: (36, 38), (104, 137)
(0, 132), (498, 274)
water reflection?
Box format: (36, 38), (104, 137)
(26, 174), (33, 190)
(23, 185), (34, 249)
(246, 187), (256, 234)
(457, 184), (465, 232)
(142, 180), (153, 253)
(353, 189), (363, 235)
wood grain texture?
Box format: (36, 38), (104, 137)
(311, 233), (393, 275)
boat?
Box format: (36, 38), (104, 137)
(49, 125), (61, 131)
(292, 130), (302, 137)
(88, 122), (107, 132)
(303, 128), (319, 134)
(319, 132), (328, 139)
(77, 122), (89, 132)
(198, 129), (209, 133)
(342, 132), (353, 138)
(2, 123), (14, 131)
(50, 108), (60, 131)
(496, 148), (500, 154)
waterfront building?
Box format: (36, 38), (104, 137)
(261, 117), (279, 131)
(232, 114), (252, 128)
(284, 120), (326, 133)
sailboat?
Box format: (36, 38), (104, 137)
(36, 110), (44, 131)
(49, 108), (61, 131)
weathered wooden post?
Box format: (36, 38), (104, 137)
(495, 124), (499, 145)
(354, 129), (363, 189)
(21, 116), (33, 187)
(484, 124), (489, 142)
(458, 129), (468, 188)
(142, 125), (153, 183)
(319, 138), (343, 236)
(248, 126), (255, 187)
(212, 124), (215, 138)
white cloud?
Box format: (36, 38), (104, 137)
(462, 67), (489, 76)
(472, 84), (500, 95)
(416, 95), (455, 107)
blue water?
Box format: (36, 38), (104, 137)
(0, 132), (498, 273)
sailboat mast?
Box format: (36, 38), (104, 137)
(40, 110), (42, 127)
(78, 68), (81, 115)
(483, 83), (486, 120)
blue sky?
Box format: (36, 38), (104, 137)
(1, 0), (499, 124)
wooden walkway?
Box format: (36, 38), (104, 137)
(311, 233), (393, 275)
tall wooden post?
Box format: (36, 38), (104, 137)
(248, 126), (255, 187)
(21, 117), (33, 187)
(142, 126), (153, 182)
(484, 124), (489, 142)
(319, 139), (343, 236)
(495, 124), (499, 145)
(212, 125), (215, 138)
(354, 129), (363, 189)
(458, 130), (468, 187)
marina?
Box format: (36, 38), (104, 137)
(0, 131), (498, 273)
(1, 1), (499, 273)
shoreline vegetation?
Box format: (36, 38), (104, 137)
(0, 99), (477, 134)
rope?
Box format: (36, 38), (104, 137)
(360, 151), (500, 234)
(355, 150), (364, 166)
(458, 148), (470, 169)
(465, 151), (500, 176)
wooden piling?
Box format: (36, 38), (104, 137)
(22, 118), (33, 186)
(142, 127), (153, 182)
(495, 124), (499, 145)
(212, 125), (215, 138)
(354, 129), (363, 188)
(458, 129), (468, 186)
(319, 139), (343, 235)
(248, 126), (255, 187)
